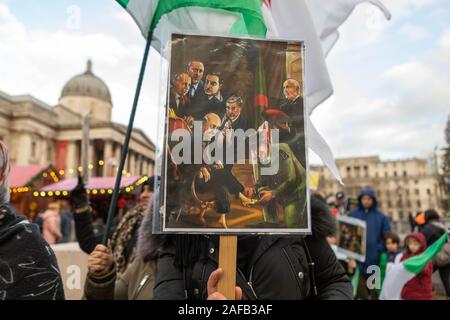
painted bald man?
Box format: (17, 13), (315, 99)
(187, 60), (205, 100)
(278, 78), (305, 161)
(169, 73), (191, 118)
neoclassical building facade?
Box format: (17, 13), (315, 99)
(0, 60), (155, 178)
(312, 156), (446, 222)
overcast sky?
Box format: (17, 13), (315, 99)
(0, 0), (449, 165)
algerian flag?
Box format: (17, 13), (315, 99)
(115, 0), (390, 183)
(116, 0), (268, 49)
(379, 232), (449, 300)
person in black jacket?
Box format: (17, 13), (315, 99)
(420, 209), (450, 298)
(186, 60), (205, 101)
(187, 72), (226, 121)
(0, 141), (64, 300)
(71, 175), (156, 274)
(152, 194), (353, 300)
(421, 209), (447, 245)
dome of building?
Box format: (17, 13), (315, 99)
(60, 60), (112, 104)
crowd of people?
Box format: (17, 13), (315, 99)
(0, 140), (353, 300)
(1, 60), (449, 301)
(34, 201), (75, 245)
(1, 136), (450, 300)
(323, 189), (450, 300)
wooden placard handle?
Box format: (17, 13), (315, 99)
(218, 235), (238, 300)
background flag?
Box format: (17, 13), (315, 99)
(379, 232), (448, 300)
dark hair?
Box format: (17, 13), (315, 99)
(206, 72), (223, 84)
(424, 209), (440, 222)
(141, 175), (159, 193)
(226, 95), (243, 107)
(312, 192), (326, 203)
(384, 232), (400, 244)
(335, 191), (345, 200)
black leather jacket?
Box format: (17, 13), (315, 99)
(0, 204), (65, 300)
(154, 234), (352, 300)
(152, 197), (352, 300)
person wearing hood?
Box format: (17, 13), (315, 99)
(0, 141), (64, 300)
(349, 188), (391, 300)
(401, 232), (433, 300)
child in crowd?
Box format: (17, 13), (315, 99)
(378, 232), (403, 296)
(384, 232), (403, 263)
(400, 232), (433, 300)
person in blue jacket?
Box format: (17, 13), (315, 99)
(349, 188), (391, 300)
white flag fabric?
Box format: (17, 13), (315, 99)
(305, 0), (391, 57)
(116, 0), (391, 183)
(379, 232), (448, 300)
(264, 0), (390, 183)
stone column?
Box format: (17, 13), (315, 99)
(102, 140), (113, 177)
(129, 151), (136, 176)
(147, 160), (154, 177)
(40, 139), (47, 164)
(66, 141), (78, 178)
(136, 154), (142, 175)
(114, 143), (121, 175)
(88, 142), (95, 169)
(16, 133), (32, 165)
(142, 158), (148, 176)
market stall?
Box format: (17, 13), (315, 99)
(35, 175), (149, 220)
(9, 164), (60, 219)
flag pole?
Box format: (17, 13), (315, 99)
(81, 112), (91, 185)
(102, 30), (153, 245)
